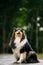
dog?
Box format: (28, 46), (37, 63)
(9, 28), (39, 63)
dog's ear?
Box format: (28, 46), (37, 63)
(13, 27), (16, 32)
(21, 28), (24, 31)
(9, 28), (15, 46)
(21, 30), (26, 41)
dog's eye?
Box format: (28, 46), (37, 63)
(20, 29), (23, 32)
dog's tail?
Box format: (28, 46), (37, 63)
(26, 51), (39, 63)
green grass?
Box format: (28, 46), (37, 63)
(38, 53), (43, 59)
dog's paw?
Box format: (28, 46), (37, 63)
(13, 62), (20, 64)
(16, 61), (21, 64)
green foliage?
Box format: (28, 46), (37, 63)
(16, 9), (28, 27)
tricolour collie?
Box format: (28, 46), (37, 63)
(9, 28), (39, 63)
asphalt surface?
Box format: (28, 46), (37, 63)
(0, 54), (43, 65)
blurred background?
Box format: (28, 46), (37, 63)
(0, 0), (43, 54)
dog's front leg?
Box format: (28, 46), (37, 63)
(17, 52), (26, 63)
(13, 53), (17, 63)
(17, 54), (23, 63)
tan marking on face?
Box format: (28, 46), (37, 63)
(14, 31), (22, 40)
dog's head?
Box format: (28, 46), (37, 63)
(9, 28), (26, 48)
(14, 28), (25, 41)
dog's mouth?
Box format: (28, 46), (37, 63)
(17, 33), (21, 37)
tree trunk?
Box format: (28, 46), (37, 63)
(3, 15), (6, 53)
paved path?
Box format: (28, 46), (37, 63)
(0, 54), (43, 65)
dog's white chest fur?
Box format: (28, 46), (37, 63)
(14, 37), (27, 49)
(12, 38), (27, 55)
(12, 37), (27, 62)
(14, 37), (20, 44)
(12, 48), (20, 56)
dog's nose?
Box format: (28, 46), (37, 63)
(17, 32), (20, 34)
